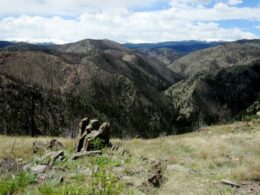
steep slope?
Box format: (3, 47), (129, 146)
(168, 40), (260, 77)
(166, 61), (260, 131)
(0, 39), (182, 137)
(135, 48), (184, 66)
(55, 39), (182, 90)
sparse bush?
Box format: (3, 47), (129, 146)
(92, 156), (121, 168)
(0, 172), (36, 195)
(90, 138), (106, 150)
(89, 166), (124, 195)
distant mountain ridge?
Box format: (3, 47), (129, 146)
(124, 40), (224, 52)
(124, 40), (224, 66)
(168, 40), (260, 77)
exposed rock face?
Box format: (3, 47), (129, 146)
(76, 117), (111, 152)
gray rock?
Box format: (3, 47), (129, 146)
(45, 150), (64, 164)
(31, 165), (48, 173)
(221, 179), (240, 188)
(86, 130), (100, 141)
(98, 122), (110, 145)
(22, 164), (31, 171)
(76, 118), (111, 152)
(47, 139), (64, 150)
(0, 157), (18, 174)
(257, 111), (260, 117)
(32, 141), (47, 153)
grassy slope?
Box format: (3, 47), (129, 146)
(0, 118), (259, 194)
(121, 119), (260, 194)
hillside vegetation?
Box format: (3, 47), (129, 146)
(0, 40), (182, 137)
(166, 61), (260, 130)
(168, 40), (260, 77)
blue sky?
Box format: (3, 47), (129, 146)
(0, 0), (259, 43)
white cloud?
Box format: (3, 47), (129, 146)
(227, 0), (243, 6)
(0, 0), (158, 16)
(0, 12), (256, 43)
(0, 0), (259, 43)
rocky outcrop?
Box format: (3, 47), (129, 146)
(33, 139), (64, 153)
(76, 117), (111, 152)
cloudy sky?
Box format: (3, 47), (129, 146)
(0, 0), (260, 43)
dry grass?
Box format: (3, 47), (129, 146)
(0, 136), (75, 160)
(0, 119), (259, 194)
(118, 119), (260, 194)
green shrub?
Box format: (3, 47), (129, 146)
(0, 172), (36, 195)
(89, 167), (124, 195)
(91, 138), (106, 150)
(92, 156), (121, 168)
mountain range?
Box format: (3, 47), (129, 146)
(0, 39), (259, 137)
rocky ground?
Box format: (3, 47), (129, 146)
(0, 117), (260, 195)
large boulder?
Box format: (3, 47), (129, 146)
(75, 117), (111, 152)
